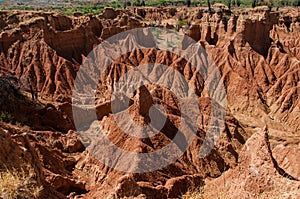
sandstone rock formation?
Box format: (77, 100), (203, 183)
(203, 128), (300, 198)
(0, 123), (85, 198)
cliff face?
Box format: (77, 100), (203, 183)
(0, 6), (299, 199)
(186, 8), (300, 133)
(203, 129), (300, 199)
(0, 123), (86, 198)
(0, 9), (143, 100)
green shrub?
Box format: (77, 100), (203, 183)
(0, 111), (14, 123)
(177, 18), (188, 27)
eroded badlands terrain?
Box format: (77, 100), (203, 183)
(0, 6), (299, 199)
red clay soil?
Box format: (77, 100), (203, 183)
(0, 6), (299, 199)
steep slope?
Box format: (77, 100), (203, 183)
(203, 128), (300, 198)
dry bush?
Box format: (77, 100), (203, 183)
(181, 184), (298, 199)
(0, 165), (43, 199)
(182, 186), (231, 199)
(182, 187), (204, 199)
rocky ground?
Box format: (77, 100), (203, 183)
(0, 5), (299, 199)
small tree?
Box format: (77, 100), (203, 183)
(228, 0), (231, 9)
(252, 0), (257, 8)
(186, 0), (191, 7)
(293, 0), (300, 6)
(123, 0), (131, 8)
(207, 0), (211, 12)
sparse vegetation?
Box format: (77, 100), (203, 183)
(176, 16), (188, 30)
(0, 111), (14, 123)
(182, 187), (204, 199)
(49, 4), (108, 16)
(181, 187), (232, 199)
(0, 1), (122, 16)
(0, 0), (299, 16)
(0, 75), (33, 127)
(0, 165), (43, 199)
